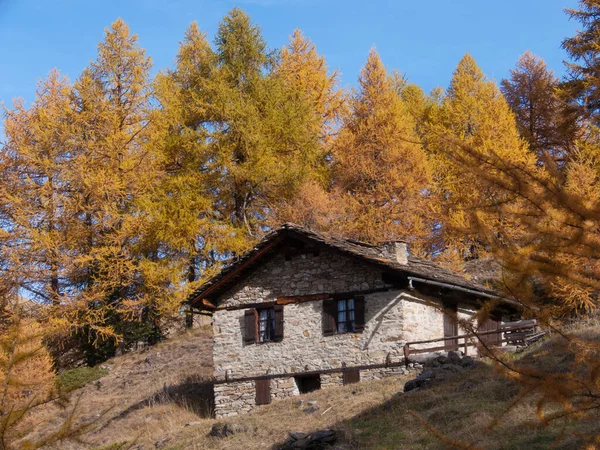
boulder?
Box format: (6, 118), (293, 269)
(403, 379), (419, 392)
(448, 351), (462, 364)
(282, 429), (337, 449)
(435, 355), (450, 365)
(460, 356), (475, 368)
(209, 422), (247, 438)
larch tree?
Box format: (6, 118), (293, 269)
(331, 48), (434, 246)
(0, 71), (75, 306)
(501, 51), (579, 165)
(427, 53), (537, 263)
(148, 21), (245, 286)
(562, 0), (600, 127)
(209, 9), (324, 237)
(64, 19), (168, 363)
(267, 29), (346, 231)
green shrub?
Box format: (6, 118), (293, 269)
(56, 365), (109, 394)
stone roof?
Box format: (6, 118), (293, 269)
(189, 223), (502, 306)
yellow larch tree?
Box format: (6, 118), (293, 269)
(426, 53), (537, 264)
(331, 48), (434, 247)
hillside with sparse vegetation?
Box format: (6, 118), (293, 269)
(11, 320), (598, 450)
(3, 1), (600, 448)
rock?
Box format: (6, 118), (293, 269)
(426, 359), (441, 368)
(310, 430), (336, 443)
(185, 421), (202, 427)
(302, 406), (319, 414)
(435, 355), (450, 365)
(448, 351), (462, 364)
(307, 400), (318, 406)
(440, 364), (463, 373)
(403, 379), (419, 392)
(416, 370), (434, 381)
(155, 437), (170, 449)
(460, 356), (475, 368)
(209, 422), (247, 438)
(289, 432), (308, 440)
(283, 429), (337, 449)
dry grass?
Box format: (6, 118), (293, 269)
(17, 323), (600, 449)
(16, 326), (214, 449)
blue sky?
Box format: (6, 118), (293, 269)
(0, 0), (579, 108)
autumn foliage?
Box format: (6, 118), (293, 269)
(2, 2), (600, 445)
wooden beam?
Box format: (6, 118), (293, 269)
(277, 293), (330, 305)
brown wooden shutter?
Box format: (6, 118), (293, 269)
(354, 296), (366, 333)
(343, 369), (360, 385)
(255, 379), (271, 405)
(274, 305), (284, 342)
(322, 299), (337, 336)
(243, 309), (257, 345)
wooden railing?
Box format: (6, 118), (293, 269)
(403, 319), (544, 363)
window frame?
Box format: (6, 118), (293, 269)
(336, 298), (356, 334)
(257, 306), (276, 343)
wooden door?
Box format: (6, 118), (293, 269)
(480, 315), (501, 346)
(443, 303), (458, 350)
(255, 379), (271, 405)
(343, 369), (360, 385)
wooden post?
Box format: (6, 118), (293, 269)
(403, 344), (410, 367)
(463, 337), (468, 356)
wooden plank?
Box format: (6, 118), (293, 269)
(223, 301), (276, 312)
(277, 293), (330, 305)
(255, 379), (271, 405)
(343, 369), (360, 385)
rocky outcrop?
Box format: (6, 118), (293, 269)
(280, 429), (337, 449)
(404, 351), (478, 392)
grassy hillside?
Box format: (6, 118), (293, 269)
(19, 324), (599, 449)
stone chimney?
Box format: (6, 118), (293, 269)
(380, 240), (408, 265)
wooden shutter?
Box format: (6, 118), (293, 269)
(322, 299), (337, 336)
(243, 309), (257, 345)
(343, 369), (360, 385)
(255, 379), (271, 405)
(354, 296), (366, 332)
(443, 302), (458, 350)
(274, 305), (284, 342)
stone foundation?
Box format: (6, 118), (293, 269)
(213, 365), (420, 418)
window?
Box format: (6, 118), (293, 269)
(337, 299), (355, 333)
(295, 374), (321, 394)
(258, 308), (276, 343)
(322, 297), (365, 336)
(243, 305), (284, 345)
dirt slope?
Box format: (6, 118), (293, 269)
(19, 327), (214, 449)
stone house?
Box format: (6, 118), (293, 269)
(188, 224), (519, 417)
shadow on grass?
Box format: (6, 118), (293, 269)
(99, 374), (215, 431)
(268, 359), (591, 450)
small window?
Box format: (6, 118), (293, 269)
(243, 305), (284, 345)
(295, 374), (321, 394)
(258, 308), (276, 343)
(337, 299), (355, 333)
(322, 297), (365, 336)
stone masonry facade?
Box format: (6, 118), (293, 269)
(212, 248), (480, 417)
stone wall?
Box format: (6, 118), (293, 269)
(211, 248), (470, 417)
